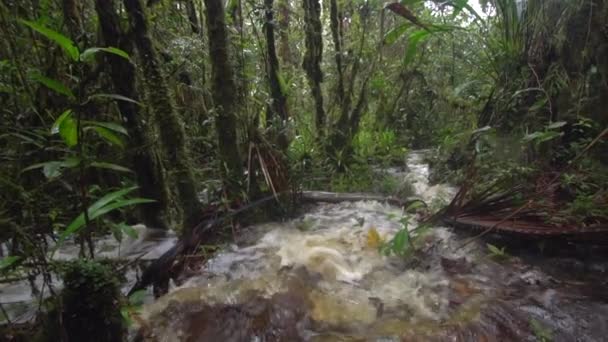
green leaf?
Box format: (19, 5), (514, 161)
(52, 109), (78, 147)
(449, 0), (485, 23)
(405, 200), (426, 212)
(92, 126), (124, 147)
(546, 121), (567, 130)
(90, 162), (132, 173)
(512, 87), (543, 98)
(62, 157), (81, 168)
(84, 121), (128, 135)
(43, 161), (63, 178)
(22, 161), (63, 178)
(90, 186), (139, 214)
(523, 131), (543, 142)
(472, 126), (492, 135)
(89, 93), (141, 105)
(0, 256), (21, 271)
(128, 289), (147, 306)
(56, 187), (137, 244)
(524, 130), (562, 144)
(22, 158), (80, 179)
(55, 187), (153, 248)
(119, 223), (138, 239)
(384, 23), (410, 45)
(110, 222), (138, 242)
(461, 3), (485, 23)
(22, 161), (56, 173)
(20, 20), (79, 61)
(3, 132), (44, 148)
(528, 96), (547, 113)
(403, 30), (430, 66)
(100, 47), (129, 59)
(56, 197), (154, 248)
(450, 0), (467, 17)
(51, 109), (71, 134)
(59, 122), (78, 147)
(79, 48), (102, 63)
(530, 319), (553, 341)
(537, 131), (562, 143)
(120, 307), (133, 327)
(84, 198), (155, 221)
(486, 243), (505, 256)
(393, 229), (410, 255)
(80, 47), (130, 62)
(29, 72), (74, 99)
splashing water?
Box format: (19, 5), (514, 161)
(3, 152), (605, 340)
(138, 151), (608, 341)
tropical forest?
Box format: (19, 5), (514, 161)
(0, 0), (607, 340)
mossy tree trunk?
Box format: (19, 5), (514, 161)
(123, 0), (202, 230)
(95, 0), (170, 229)
(264, 0), (289, 150)
(329, 0), (344, 104)
(327, 5), (372, 167)
(62, 0), (83, 44)
(302, 0), (325, 135)
(185, 0), (200, 34)
(204, 0), (244, 198)
(277, 0), (291, 66)
(229, 0), (249, 120)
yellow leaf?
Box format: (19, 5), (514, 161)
(366, 227), (383, 249)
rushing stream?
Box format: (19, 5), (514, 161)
(136, 152), (608, 341)
(1, 152), (606, 340)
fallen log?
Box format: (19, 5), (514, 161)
(443, 214), (608, 241)
(128, 194), (283, 296)
(301, 191), (426, 208)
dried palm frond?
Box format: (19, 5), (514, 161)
(246, 129), (290, 203)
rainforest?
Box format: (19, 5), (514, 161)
(0, 0), (607, 341)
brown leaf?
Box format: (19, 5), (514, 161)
(384, 2), (429, 30)
(366, 227), (383, 249)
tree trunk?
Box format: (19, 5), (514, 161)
(302, 0), (325, 134)
(62, 0), (83, 44)
(328, 7), (372, 167)
(277, 0), (291, 65)
(95, 0), (171, 230)
(203, 0), (244, 198)
(264, 0), (289, 150)
(123, 0), (202, 230)
(329, 0), (344, 104)
(231, 0), (249, 118)
(185, 0), (200, 34)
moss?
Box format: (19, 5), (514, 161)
(124, 0), (202, 230)
(204, 0), (245, 197)
(264, 0), (289, 150)
(302, 0), (325, 132)
(61, 260), (124, 342)
(96, 0), (171, 229)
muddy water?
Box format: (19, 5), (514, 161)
(137, 152), (608, 341)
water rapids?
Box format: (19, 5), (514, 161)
(135, 152), (608, 341)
